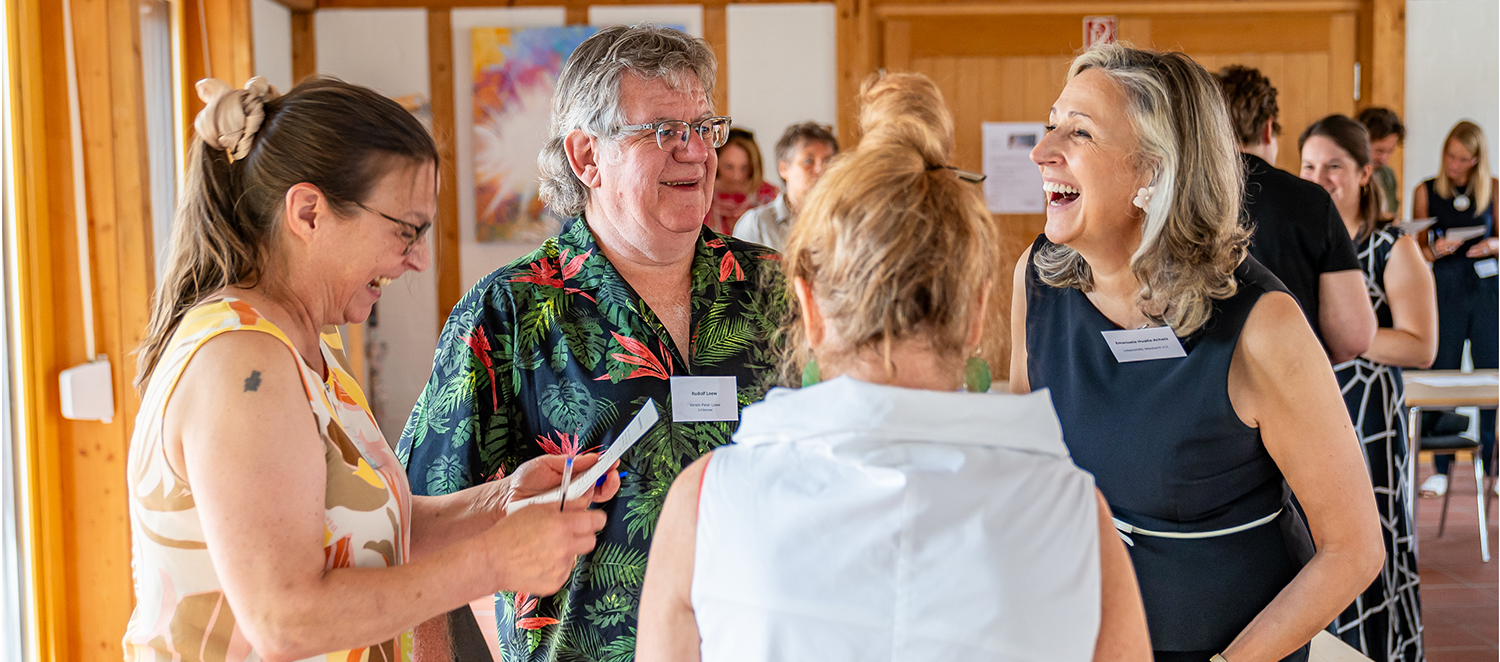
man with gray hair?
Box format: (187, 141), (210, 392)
(399, 24), (786, 660)
(734, 121), (839, 251)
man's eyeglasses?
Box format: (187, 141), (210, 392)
(356, 201), (431, 256)
(617, 117), (733, 152)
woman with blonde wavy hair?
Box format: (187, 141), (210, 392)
(1011, 44), (1382, 661)
(1411, 120), (1498, 498)
(636, 72), (1151, 662)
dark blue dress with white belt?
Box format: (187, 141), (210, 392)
(1024, 235), (1314, 661)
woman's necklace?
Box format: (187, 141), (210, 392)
(1454, 181), (1472, 212)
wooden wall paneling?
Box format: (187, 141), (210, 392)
(10, 0), (157, 659)
(703, 4), (728, 115)
(952, 58), (982, 171)
(181, 0), (255, 146)
(834, 0), (864, 148)
(9, 2), (71, 660)
(290, 10), (317, 84)
(1328, 12), (1356, 116)
(564, 4), (588, 25)
(1116, 15), (1151, 46)
(882, 19), (910, 72)
(1369, 0), (1405, 190)
(428, 8), (462, 328)
(69, 0), (157, 656)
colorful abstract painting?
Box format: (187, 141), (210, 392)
(472, 26), (597, 242)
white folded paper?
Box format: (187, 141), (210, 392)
(505, 399), (660, 513)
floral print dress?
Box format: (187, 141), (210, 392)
(124, 299), (412, 662)
(399, 218), (786, 661)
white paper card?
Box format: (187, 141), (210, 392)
(981, 122), (1047, 213)
(505, 399), (660, 513)
(1411, 374), (1500, 387)
(1475, 258), (1498, 278)
(1393, 217), (1436, 235)
(1100, 327), (1187, 363)
(670, 376), (739, 422)
(1442, 225), (1488, 243)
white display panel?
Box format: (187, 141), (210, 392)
(726, 3), (838, 179)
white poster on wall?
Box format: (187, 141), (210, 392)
(982, 122), (1046, 214)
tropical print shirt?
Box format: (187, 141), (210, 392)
(397, 217), (786, 661)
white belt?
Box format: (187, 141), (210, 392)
(1112, 508), (1283, 547)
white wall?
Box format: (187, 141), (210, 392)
(1403, 0), (1500, 218)
(590, 5), (702, 37)
(251, 0), (293, 91)
(315, 9), (437, 439)
(726, 3), (838, 182)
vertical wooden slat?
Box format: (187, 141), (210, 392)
(10, 1), (70, 658)
(1328, 12), (1356, 116)
(703, 4), (728, 115)
(835, 0), (872, 148)
(180, 0), (254, 148)
(11, 0), (157, 659)
(882, 19), (910, 72)
(1117, 16), (1152, 47)
(564, 4), (588, 26)
(1368, 0), (1405, 187)
(428, 8), (462, 328)
(953, 58), (982, 171)
(290, 10), (317, 84)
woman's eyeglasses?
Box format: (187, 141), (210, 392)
(356, 201), (431, 256)
(617, 117), (733, 152)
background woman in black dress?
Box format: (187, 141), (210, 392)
(1412, 121), (1499, 499)
(1300, 114), (1436, 662)
(1010, 44), (1384, 662)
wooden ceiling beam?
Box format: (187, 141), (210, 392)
(272, 0), (317, 10)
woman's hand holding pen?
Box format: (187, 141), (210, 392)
(470, 454), (623, 596)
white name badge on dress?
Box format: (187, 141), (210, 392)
(1475, 258), (1498, 278)
(669, 376), (740, 422)
(1100, 327), (1187, 363)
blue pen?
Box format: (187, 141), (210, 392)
(559, 456), (574, 511)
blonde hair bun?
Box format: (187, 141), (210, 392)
(779, 71), (1001, 383)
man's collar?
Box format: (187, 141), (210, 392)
(561, 216), (748, 287)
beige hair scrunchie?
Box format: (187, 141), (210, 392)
(193, 77), (275, 162)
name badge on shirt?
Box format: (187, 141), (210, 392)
(1100, 327), (1187, 363)
(669, 376), (740, 422)
(1475, 258), (1498, 279)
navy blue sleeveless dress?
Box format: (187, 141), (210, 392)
(1025, 235), (1314, 661)
(1423, 178), (1497, 478)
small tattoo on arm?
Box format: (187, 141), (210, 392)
(243, 370), (262, 392)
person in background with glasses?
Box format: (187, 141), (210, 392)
(399, 24), (788, 661)
(125, 77), (618, 661)
(707, 127), (779, 235)
(733, 122), (840, 252)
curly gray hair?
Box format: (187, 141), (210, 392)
(537, 25), (717, 218)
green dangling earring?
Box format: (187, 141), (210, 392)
(964, 355), (992, 393)
(801, 358), (822, 387)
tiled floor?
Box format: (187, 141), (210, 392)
(1416, 458), (1498, 661)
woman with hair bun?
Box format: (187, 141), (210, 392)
(636, 72), (1151, 662)
(1013, 44), (1383, 661)
(124, 77), (617, 661)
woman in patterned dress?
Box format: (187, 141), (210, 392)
(1300, 114), (1438, 662)
(124, 77), (618, 661)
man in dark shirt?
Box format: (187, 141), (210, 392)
(1216, 66), (1375, 362)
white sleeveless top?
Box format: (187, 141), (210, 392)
(692, 378), (1102, 661)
